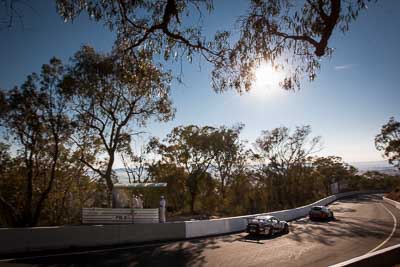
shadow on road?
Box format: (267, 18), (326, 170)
(238, 231), (289, 244)
(10, 242), (206, 267)
(288, 216), (392, 246)
(9, 235), (245, 267)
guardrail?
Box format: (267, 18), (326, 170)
(0, 190), (385, 255)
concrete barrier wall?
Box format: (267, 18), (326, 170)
(0, 222), (186, 254)
(185, 216), (248, 239)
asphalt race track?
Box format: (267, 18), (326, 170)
(1, 194), (399, 267)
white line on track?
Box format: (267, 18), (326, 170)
(366, 203), (397, 254)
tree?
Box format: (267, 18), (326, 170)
(56, 0), (372, 92)
(312, 156), (356, 194)
(209, 124), (248, 200)
(148, 162), (187, 213)
(376, 117), (400, 169)
(212, 0), (373, 92)
(226, 171), (256, 215)
(40, 147), (97, 226)
(61, 46), (174, 206)
(56, 0), (229, 75)
(0, 143), (20, 226)
(0, 58), (72, 226)
(120, 137), (154, 184)
(253, 125), (322, 208)
(254, 125), (322, 175)
(150, 125), (216, 213)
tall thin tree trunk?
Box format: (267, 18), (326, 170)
(104, 151), (115, 207)
(24, 150), (34, 226)
(190, 192), (196, 214)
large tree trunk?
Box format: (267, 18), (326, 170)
(187, 172), (199, 214)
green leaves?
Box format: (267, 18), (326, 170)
(212, 0), (373, 92)
(56, 0), (372, 93)
(376, 117), (400, 169)
(60, 46), (174, 196)
(255, 125), (322, 175)
(0, 56), (76, 226)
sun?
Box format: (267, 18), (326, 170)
(251, 62), (285, 97)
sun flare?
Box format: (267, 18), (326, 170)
(252, 62), (285, 97)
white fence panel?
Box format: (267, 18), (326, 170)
(82, 208), (159, 224)
(133, 209), (159, 223)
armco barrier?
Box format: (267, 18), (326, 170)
(0, 190), (384, 255)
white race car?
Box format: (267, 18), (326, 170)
(309, 206), (334, 220)
(246, 215), (289, 236)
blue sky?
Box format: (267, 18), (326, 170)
(1, 0), (399, 167)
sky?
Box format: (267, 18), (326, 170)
(0, 0), (399, 168)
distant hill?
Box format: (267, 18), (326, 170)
(349, 161), (399, 175)
(112, 161), (399, 182)
(113, 168), (148, 183)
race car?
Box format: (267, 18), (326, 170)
(309, 206), (334, 220)
(246, 215), (289, 236)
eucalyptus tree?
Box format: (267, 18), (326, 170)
(56, 0), (372, 91)
(312, 156), (356, 195)
(253, 125), (322, 208)
(254, 125), (322, 175)
(147, 162), (187, 212)
(209, 124), (248, 200)
(213, 0), (373, 92)
(0, 58), (72, 226)
(376, 117), (400, 169)
(61, 46), (174, 206)
(150, 125), (216, 213)
(56, 0), (229, 75)
(120, 137), (155, 184)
